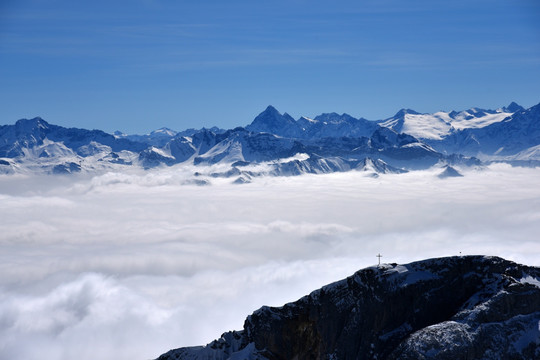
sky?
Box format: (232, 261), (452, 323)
(1, 0), (540, 134)
(1, 164), (540, 360)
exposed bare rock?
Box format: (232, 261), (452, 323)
(157, 256), (540, 360)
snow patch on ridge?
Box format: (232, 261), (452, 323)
(400, 113), (453, 140)
(450, 110), (512, 130)
(382, 264), (440, 286)
(380, 109), (514, 140)
(520, 276), (540, 288)
(275, 153), (310, 163)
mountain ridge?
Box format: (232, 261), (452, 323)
(1, 101), (538, 177)
(156, 255), (540, 360)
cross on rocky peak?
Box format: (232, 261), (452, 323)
(377, 253), (382, 266)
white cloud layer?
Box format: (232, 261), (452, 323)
(1, 164), (540, 360)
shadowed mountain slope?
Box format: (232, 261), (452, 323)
(157, 256), (540, 360)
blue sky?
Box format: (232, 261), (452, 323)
(1, 0), (539, 134)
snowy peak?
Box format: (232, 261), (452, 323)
(150, 127), (177, 137)
(381, 110), (453, 141)
(0, 117), (51, 157)
(379, 103), (525, 143)
(2, 101), (539, 175)
(243, 102), (536, 147)
(11, 117), (50, 142)
(424, 102), (540, 156)
(393, 108), (420, 118)
(0, 117), (147, 172)
(447, 108), (512, 131)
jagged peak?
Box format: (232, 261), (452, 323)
(252, 105), (285, 121)
(503, 101), (524, 113)
(438, 165), (463, 178)
(15, 117), (49, 127)
(262, 105), (280, 115)
(247, 105), (298, 131)
(282, 112), (295, 122)
(393, 108), (420, 118)
(314, 112), (357, 123)
(316, 112), (340, 117)
(13, 117), (50, 133)
(193, 127), (218, 137)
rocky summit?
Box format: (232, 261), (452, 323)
(156, 256), (540, 360)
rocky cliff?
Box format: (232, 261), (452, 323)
(156, 256), (540, 360)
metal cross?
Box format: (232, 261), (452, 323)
(377, 253), (382, 266)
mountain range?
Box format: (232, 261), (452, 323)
(156, 256), (540, 360)
(1, 101), (539, 180)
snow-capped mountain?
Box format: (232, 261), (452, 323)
(0, 117), (146, 156)
(197, 155), (406, 184)
(246, 105), (304, 138)
(247, 106), (378, 140)
(379, 106), (515, 141)
(435, 102), (540, 157)
(378, 102), (540, 157)
(243, 102), (540, 159)
(0, 117), (144, 174)
(115, 126), (226, 147)
(115, 127), (179, 147)
(132, 123), (467, 179)
(297, 112), (378, 139)
(193, 128), (306, 165)
(156, 256), (540, 360)
(1, 101), (538, 178)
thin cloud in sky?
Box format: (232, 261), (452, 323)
(2, 1), (535, 67)
(2, 0), (539, 133)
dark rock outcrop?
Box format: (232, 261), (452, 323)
(437, 165), (463, 178)
(246, 105), (304, 139)
(157, 256), (540, 360)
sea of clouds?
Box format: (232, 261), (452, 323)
(1, 163), (540, 360)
